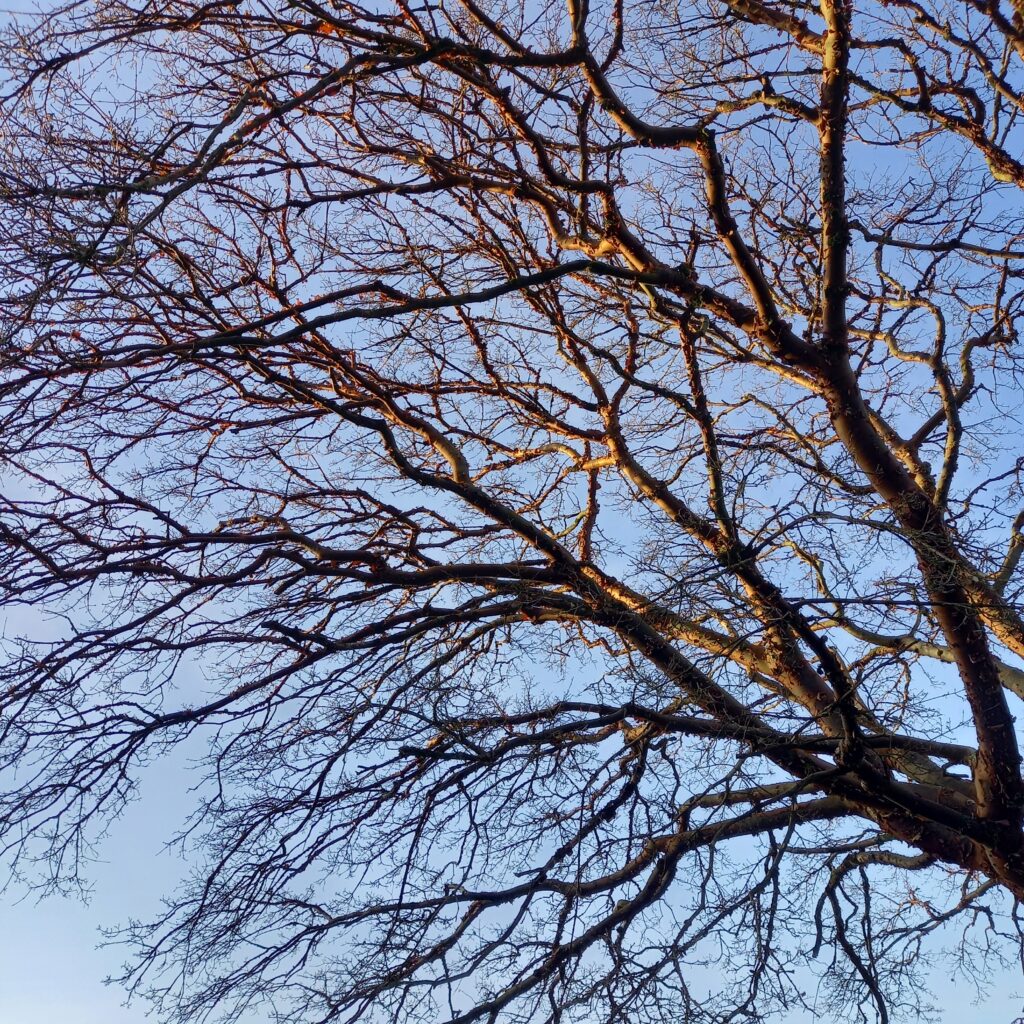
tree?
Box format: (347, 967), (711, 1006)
(1, 0), (1024, 1020)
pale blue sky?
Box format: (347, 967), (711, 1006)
(0, 722), (1021, 1024)
(0, 732), (272, 1024)
(1, 4), (1024, 1023)
(1, 875), (1019, 1024)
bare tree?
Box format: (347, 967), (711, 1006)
(2, 0), (1024, 1020)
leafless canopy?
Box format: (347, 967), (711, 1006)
(3, 0), (1024, 1020)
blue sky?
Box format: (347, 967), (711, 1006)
(1, 4), (1024, 1024)
(1, 874), (1019, 1024)
(0, 720), (272, 1023)
(0, 714), (1021, 1024)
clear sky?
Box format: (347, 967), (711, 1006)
(0, 735), (273, 1024)
(0, 878), (1020, 1024)
(1, 618), (1018, 1023)
(0, 557), (1018, 1010)
(0, 737), (1021, 1024)
(1, 4), (1023, 1024)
